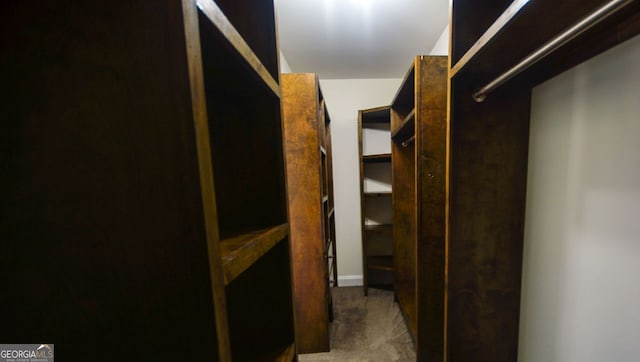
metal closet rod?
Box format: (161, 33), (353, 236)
(401, 135), (416, 147)
(472, 0), (636, 102)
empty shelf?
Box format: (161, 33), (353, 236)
(364, 191), (392, 197)
(391, 108), (416, 143)
(364, 224), (393, 234)
(366, 255), (394, 271)
(219, 223), (289, 285)
(363, 153), (392, 163)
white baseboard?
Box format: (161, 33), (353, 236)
(337, 275), (363, 287)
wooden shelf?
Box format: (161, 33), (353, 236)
(451, 0), (640, 89)
(364, 224), (393, 234)
(363, 153), (392, 163)
(196, 0), (280, 97)
(391, 62), (416, 117)
(220, 223), (289, 285)
(361, 105), (391, 124)
(282, 73), (335, 354)
(391, 56), (447, 360)
(364, 191), (392, 197)
(366, 255), (394, 271)
(391, 108), (415, 142)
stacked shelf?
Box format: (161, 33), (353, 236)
(282, 73), (337, 353)
(390, 56), (448, 359)
(0, 0), (295, 360)
(190, 2), (295, 360)
(358, 106), (394, 296)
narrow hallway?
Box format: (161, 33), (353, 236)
(299, 287), (415, 362)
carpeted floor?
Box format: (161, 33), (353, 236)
(299, 287), (415, 361)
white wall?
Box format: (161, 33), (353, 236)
(280, 51), (292, 73)
(319, 78), (403, 285)
(519, 34), (640, 362)
(429, 25), (449, 56)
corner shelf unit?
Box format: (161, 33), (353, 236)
(282, 73), (337, 354)
(0, 0), (295, 361)
(445, 0), (640, 360)
(390, 56), (448, 359)
(358, 106), (394, 296)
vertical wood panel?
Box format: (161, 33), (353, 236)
(415, 56), (448, 361)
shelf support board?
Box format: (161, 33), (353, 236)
(219, 223), (289, 285)
(451, 0), (532, 77)
(196, 0), (281, 98)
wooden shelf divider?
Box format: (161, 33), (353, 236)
(363, 153), (392, 163)
(219, 223), (289, 285)
(196, 0), (280, 97)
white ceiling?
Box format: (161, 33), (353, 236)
(275, 0), (449, 79)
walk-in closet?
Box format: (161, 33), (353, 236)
(2, 0), (638, 361)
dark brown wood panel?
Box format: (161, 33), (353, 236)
(450, 0), (513, 64)
(212, 0), (280, 81)
(282, 73), (335, 353)
(199, 13), (287, 238)
(448, 80), (531, 361)
(391, 107), (416, 335)
(219, 224), (289, 285)
(391, 56), (448, 359)
(0, 1), (218, 359)
(415, 56), (448, 361)
(226, 240), (295, 361)
(452, 0), (640, 91)
(1, 1), (296, 360)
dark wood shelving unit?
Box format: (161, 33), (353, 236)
(0, 1), (295, 360)
(445, 1), (640, 361)
(282, 73), (337, 354)
(358, 106), (394, 296)
(390, 55), (448, 359)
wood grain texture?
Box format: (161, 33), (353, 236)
(213, 0), (280, 81)
(197, 0), (281, 97)
(199, 11), (288, 238)
(447, 78), (531, 361)
(391, 56), (448, 359)
(219, 223), (289, 285)
(415, 56), (448, 361)
(390, 93), (417, 336)
(452, 0), (640, 88)
(282, 73), (333, 353)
